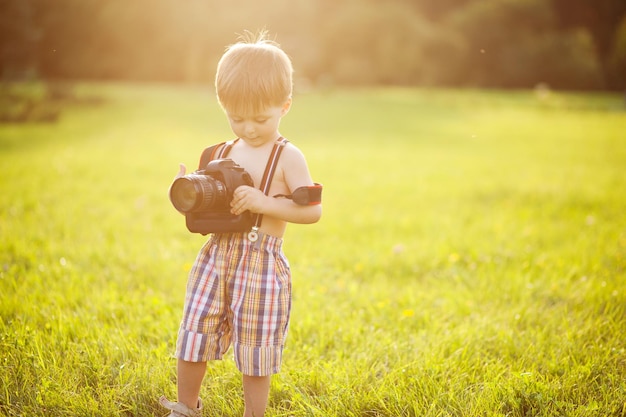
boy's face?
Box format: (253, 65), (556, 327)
(225, 100), (291, 147)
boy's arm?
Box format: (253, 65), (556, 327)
(259, 191), (322, 224)
(230, 145), (322, 224)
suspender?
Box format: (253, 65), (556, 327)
(205, 137), (289, 241)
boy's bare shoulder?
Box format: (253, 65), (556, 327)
(279, 141), (315, 187)
(282, 141), (308, 163)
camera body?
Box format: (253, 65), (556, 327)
(169, 159), (254, 235)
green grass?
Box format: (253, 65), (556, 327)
(1, 83), (625, 416)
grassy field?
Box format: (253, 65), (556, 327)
(1, 83), (625, 416)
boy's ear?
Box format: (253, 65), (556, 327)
(281, 98), (292, 116)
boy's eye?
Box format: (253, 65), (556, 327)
(255, 119), (268, 123)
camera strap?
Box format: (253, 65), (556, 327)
(273, 183), (323, 205)
(197, 138), (240, 170)
(207, 137), (289, 242)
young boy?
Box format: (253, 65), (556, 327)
(160, 32), (322, 417)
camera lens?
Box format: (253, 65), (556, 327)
(170, 175), (227, 213)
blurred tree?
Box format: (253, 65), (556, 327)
(409, 0), (478, 21)
(0, 0), (40, 79)
(551, 0), (626, 89)
(33, 0), (110, 79)
(446, 0), (603, 89)
(607, 15), (626, 90)
(0, 0), (621, 90)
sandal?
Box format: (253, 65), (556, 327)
(159, 396), (203, 417)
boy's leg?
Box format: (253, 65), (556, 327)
(177, 358), (207, 409)
(242, 375), (271, 417)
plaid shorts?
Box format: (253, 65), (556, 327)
(176, 232), (292, 376)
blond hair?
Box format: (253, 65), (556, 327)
(215, 31), (293, 115)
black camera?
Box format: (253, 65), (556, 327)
(169, 159), (254, 235)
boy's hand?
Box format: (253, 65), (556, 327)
(231, 185), (266, 215)
(175, 163), (186, 179)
